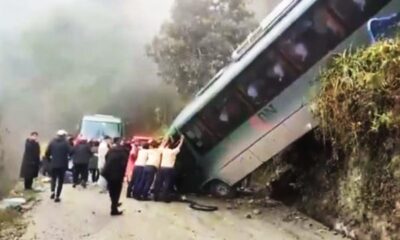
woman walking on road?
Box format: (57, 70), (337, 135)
(19, 132), (41, 190)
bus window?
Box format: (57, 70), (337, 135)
(277, 3), (346, 71)
(236, 49), (297, 108)
(182, 118), (217, 154)
(201, 88), (253, 138)
(328, 0), (391, 31)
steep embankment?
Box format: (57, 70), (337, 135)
(252, 39), (400, 239)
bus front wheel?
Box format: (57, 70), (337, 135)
(210, 181), (235, 198)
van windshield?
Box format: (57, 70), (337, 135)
(80, 120), (121, 140)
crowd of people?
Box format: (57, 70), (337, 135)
(19, 129), (184, 216)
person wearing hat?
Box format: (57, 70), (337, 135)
(45, 129), (71, 202)
(71, 137), (93, 188)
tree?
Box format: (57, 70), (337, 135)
(148, 0), (257, 97)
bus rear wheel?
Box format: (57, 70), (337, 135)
(210, 181), (235, 198)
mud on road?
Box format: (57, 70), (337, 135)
(21, 184), (347, 240)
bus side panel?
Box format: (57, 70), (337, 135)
(247, 118), (294, 163)
(216, 150), (262, 186)
(198, 0), (400, 187)
(205, 59), (315, 174)
(283, 106), (317, 135)
(203, 74), (309, 172)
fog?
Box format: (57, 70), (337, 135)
(0, 0), (175, 184)
(0, 0), (276, 193)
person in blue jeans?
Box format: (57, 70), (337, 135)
(153, 135), (184, 202)
(135, 139), (167, 200)
(129, 143), (150, 198)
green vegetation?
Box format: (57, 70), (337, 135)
(0, 208), (20, 228)
(148, 0), (256, 97)
(314, 39), (400, 154)
(310, 39), (400, 239)
(0, 208), (27, 240)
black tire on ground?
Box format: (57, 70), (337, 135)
(210, 181), (235, 198)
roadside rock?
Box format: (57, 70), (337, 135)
(245, 213), (252, 219)
(283, 211), (306, 222)
(253, 209), (262, 215)
(263, 198), (280, 208)
(0, 198), (26, 210)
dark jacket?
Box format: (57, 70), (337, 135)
(71, 142), (92, 165)
(101, 145), (129, 182)
(19, 139), (40, 179)
(88, 146), (98, 169)
(45, 136), (71, 170)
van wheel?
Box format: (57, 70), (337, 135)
(210, 181), (235, 198)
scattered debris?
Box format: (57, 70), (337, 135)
(282, 211), (307, 223)
(0, 198), (26, 210)
(252, 209), (261, 215)
(40, 177), (51, 183)
(263, 198), (280, 208)
(20, 201), (35, 213)
(33, 187), (45, 192)
(245, 213), (252, 219)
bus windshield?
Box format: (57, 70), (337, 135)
(80, 120), (121, 140)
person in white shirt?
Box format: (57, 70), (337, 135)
(153, 135), (184, 202)
(136, 138), (167, 200)
(97, 136), (112, 193)
(128, 143), (150, 198)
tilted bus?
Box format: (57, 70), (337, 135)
(169, 0), (400, 197)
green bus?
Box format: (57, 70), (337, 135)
(79, 114), (123, 141)
(169, 0), (400, 197)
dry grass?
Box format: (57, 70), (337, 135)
(313, 38), (400, 154)
(311, 38), (400, 238)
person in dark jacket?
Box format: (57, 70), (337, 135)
(88, 140), (100, 183)
(19, 132), (41, 190)
(71, 138), (92, 188)
(101, 138), (129, 216)
(45, 130), (71, 202)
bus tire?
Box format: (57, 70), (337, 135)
(210, 181), (235, 198)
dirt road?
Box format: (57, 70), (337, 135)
(21, 184), (347, 240)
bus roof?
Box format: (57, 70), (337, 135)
(170, 0), (315, 130)
(82, 114), (122, 123)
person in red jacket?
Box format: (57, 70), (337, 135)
(125, 139), (139, 197)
